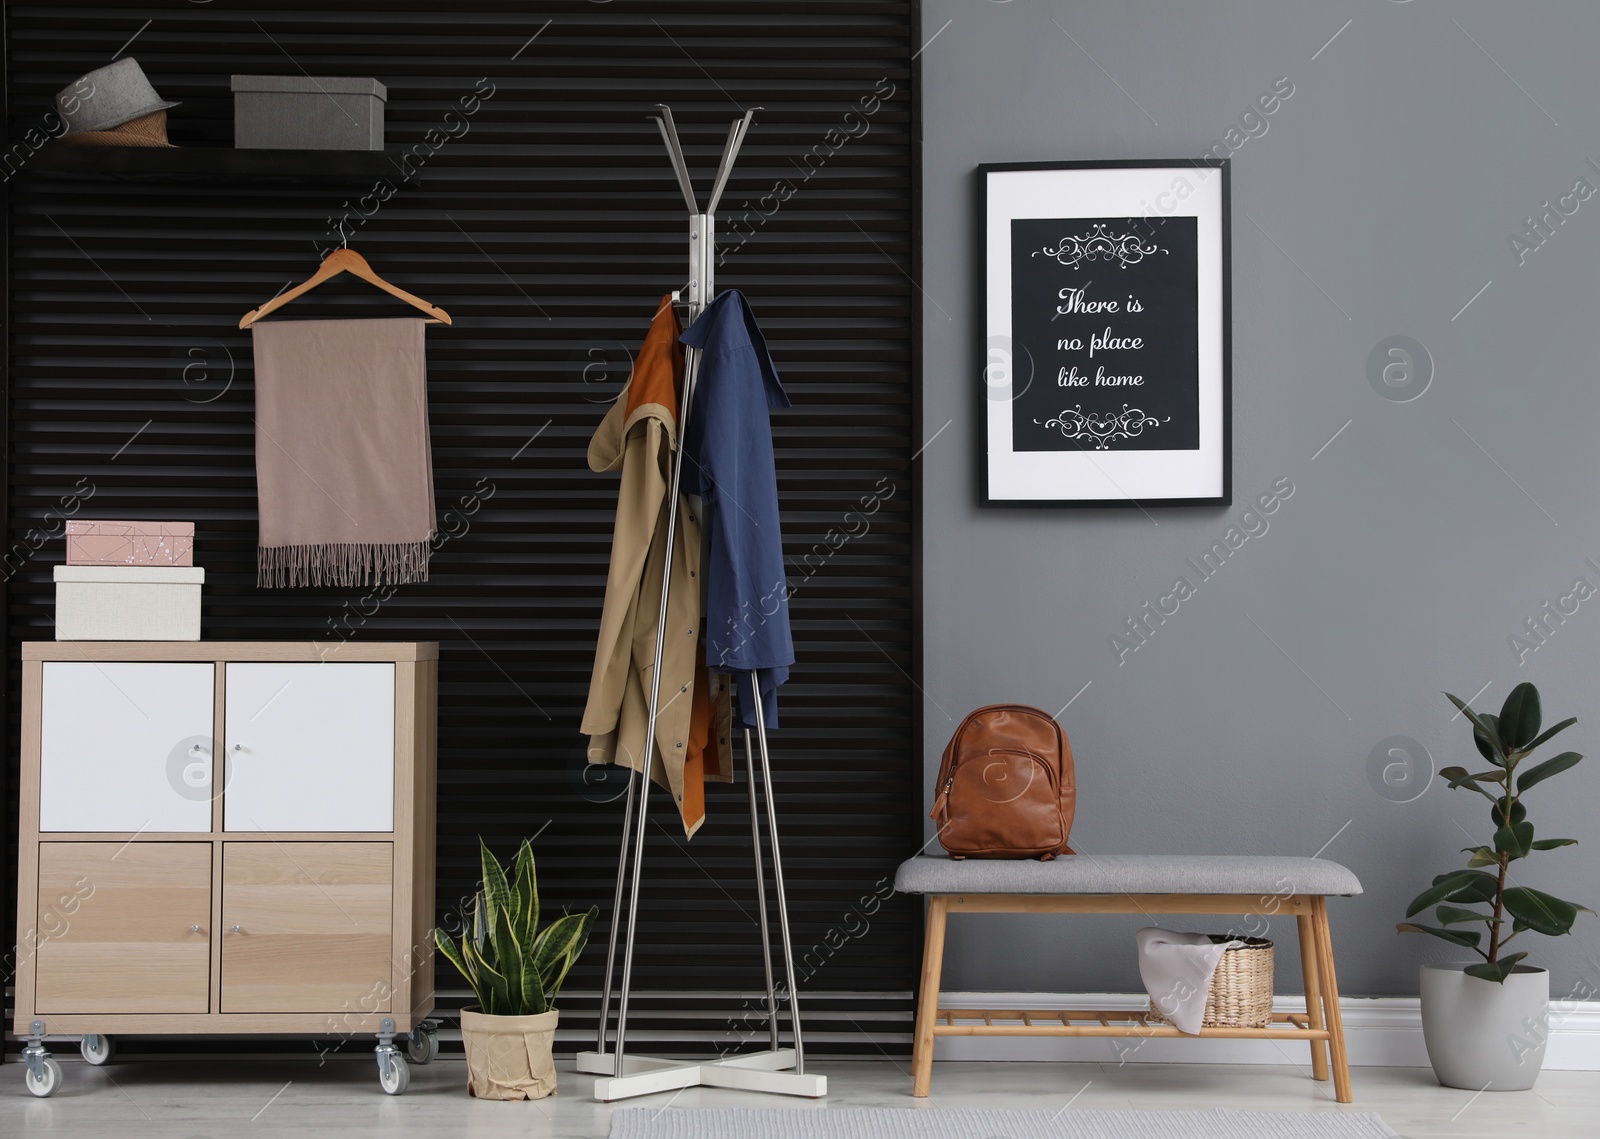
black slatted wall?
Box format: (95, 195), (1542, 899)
(2, 0), (918, 1056)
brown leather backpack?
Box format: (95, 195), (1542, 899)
(930, 704), (1076, 860)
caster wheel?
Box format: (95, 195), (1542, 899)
(25, 1057), (62, 1098)
(405, 1027), (438, 1065)
(80, 1034), (115, 1066)
(378, 1056), (411, 1096)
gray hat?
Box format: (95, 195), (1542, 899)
(56, 57), (180, 135)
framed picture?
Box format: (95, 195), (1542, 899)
(979, 159), (1231, 507)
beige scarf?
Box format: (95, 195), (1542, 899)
(252, 317), (436, 588)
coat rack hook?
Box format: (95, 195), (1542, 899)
(652, 104), (700, 214)
(706, 108), (760, 216)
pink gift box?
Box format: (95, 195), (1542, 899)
(65, 520), (195, 566)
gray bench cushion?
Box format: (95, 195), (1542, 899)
(894, 854), (1362, 897)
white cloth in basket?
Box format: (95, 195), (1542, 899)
(1136, 927), (1245, 1035)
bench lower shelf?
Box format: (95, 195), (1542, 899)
(933, 1007), (1330, 1040)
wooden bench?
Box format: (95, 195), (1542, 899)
(894, 854), (1363, 1103)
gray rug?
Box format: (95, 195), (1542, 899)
(609, 1107), (1399, 1138)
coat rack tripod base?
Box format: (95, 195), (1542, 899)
(581, 105), (826, 1104)
(577, 1049), (825, 1102)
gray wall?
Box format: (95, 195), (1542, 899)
(919, 0), (1600, 998)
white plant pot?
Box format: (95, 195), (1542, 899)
(1419, 962), (1548, 1091)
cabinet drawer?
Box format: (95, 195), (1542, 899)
(224, 663), (395, 832)
(39, 662), (215, 832)
(221, 842), (393, 1013)
(34, 843), (212, 1013)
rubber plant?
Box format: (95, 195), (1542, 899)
(1397, 682), (1590, 982)
(436, 838), (597, 1016)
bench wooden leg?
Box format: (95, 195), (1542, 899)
(1312, 896), (1353, 1103)
(1296, 911), (1330, 1082)
(911, 895), (948, 1097)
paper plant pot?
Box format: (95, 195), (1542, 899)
(460, 1006), (559, 1100)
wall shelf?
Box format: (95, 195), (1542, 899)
(23, 145), (398, 183)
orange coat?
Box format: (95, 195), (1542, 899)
(581, 298), (733, 837)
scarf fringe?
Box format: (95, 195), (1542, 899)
(257, 540), (431, 589)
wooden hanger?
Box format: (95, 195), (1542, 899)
(239, 247), (452, 329)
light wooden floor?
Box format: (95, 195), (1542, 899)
(3, 1056), (1598, 1137)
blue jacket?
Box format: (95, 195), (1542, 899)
(680, 290), (793, 728)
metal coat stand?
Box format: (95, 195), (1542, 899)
(574, 106), (826, 1103)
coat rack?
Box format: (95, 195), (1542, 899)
(573, 106), (826, 1102)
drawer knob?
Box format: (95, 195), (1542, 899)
(189, 744), (206, 757)
(229, 924), (242, 933)
(233, 743), (245, 752)
(190, 924), (201, 933)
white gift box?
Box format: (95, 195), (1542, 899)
(53, 565), (204, 641)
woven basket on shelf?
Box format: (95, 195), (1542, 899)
(1147, 935), (1274, 1029)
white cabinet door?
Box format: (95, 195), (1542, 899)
(224, 662), (395, 832)
(39, 662), (216, 833)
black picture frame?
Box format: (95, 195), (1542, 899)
(978, 159), (1232, 507)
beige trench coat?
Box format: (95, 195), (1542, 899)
(581, 299), (732, 837)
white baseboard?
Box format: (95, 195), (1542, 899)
(937, 992), (1600, 1071)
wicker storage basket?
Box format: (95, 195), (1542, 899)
(1148, 935), (1274, 1029)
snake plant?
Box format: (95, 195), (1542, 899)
(436, 837), (597, 1016)
(1397, 682), (1590, 982)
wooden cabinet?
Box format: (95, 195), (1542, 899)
(221, 842), (393, 1013)
(35, 843), (212, 1014)
(12, 642), (437, 1052)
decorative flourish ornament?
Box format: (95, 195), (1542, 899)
(1036, 405), (1168, 449)
(1034, 225), (1165, 270)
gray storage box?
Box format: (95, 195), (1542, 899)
(231, 75), (387, 151)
